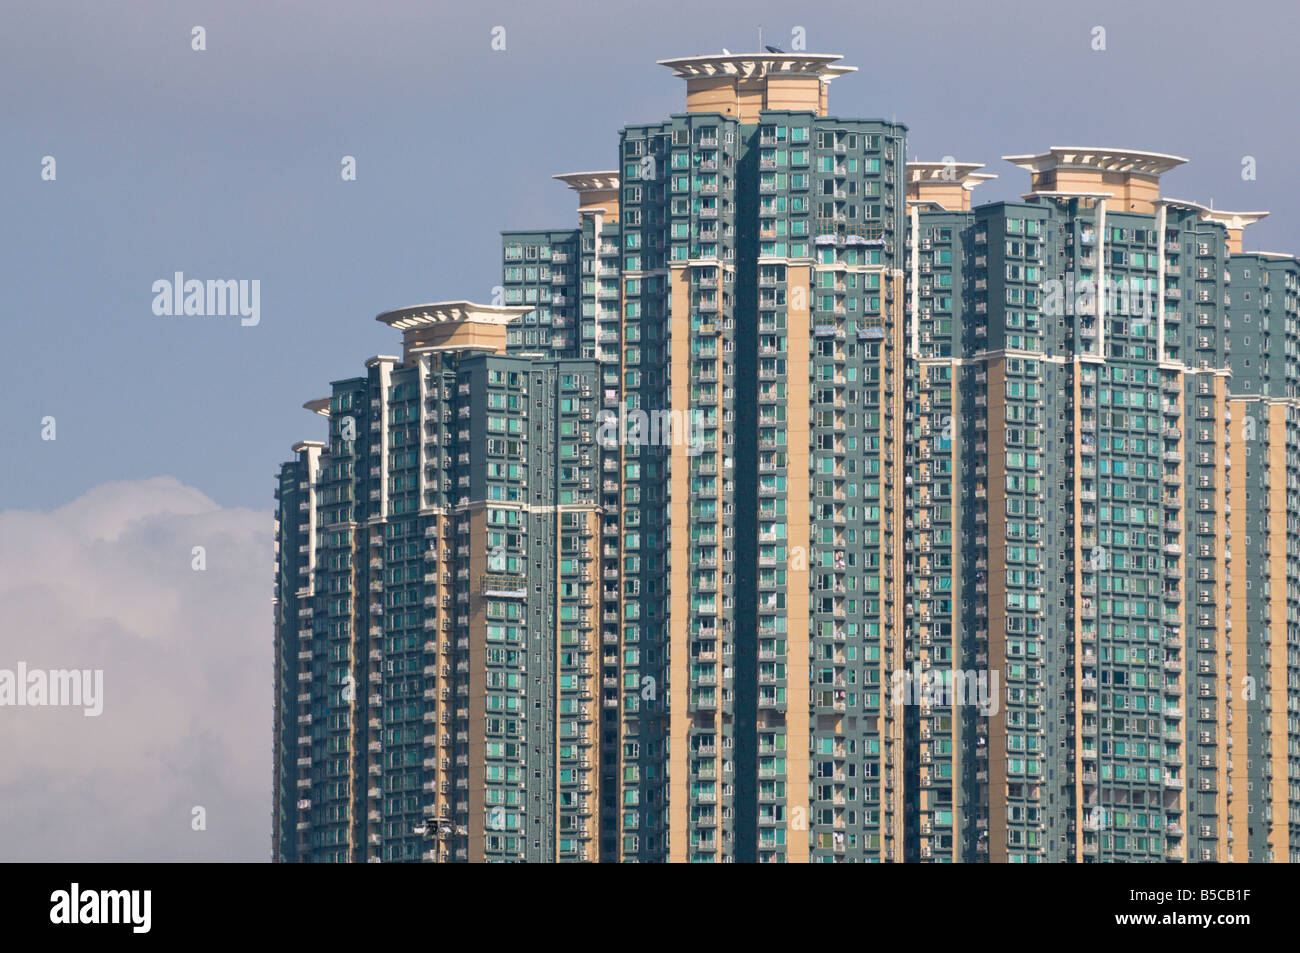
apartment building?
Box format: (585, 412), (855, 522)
(1223, 243), (1300, 861)
(275, 52), (1300, 862)
(273, 302), (604, 862)
(906, 148), (1300, 862)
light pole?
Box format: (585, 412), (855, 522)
(413, 815), (453, 862)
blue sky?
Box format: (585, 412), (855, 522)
(3, 0), (1298, 512)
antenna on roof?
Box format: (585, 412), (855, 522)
(721, 47), (731, 55)
(758, 26), (762, 51)
(766, 45), (785, 53)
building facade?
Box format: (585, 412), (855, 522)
(274, 302), (605, 862)
(274, 53), (1300, 862)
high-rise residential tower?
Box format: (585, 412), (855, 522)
(274, 302), (604, 862)
(904, 149), (1300, 862)
(1222, 240), (1300, 862)
(275, 52), (1300, 862)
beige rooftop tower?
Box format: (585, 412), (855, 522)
(906, 161), (997, 212)
(1002, 146), (1188, 214)
(658, 52), (856, 121)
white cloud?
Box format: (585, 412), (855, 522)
(0, 477), (271, 861)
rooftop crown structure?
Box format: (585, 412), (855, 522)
(552, 172), (620, 218)
(658, 52), (856, 120)
(375, 300), (532, 361)
(1002, 146), (1189, 214)
(906, 161), (998, 212)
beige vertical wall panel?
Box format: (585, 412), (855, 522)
(1267, 402), (1289, 862)
(1227, 397), (1251, 861)
(986, 358), (1008, 862)
(467, 506), (489, 862)
(786, 264), (812, 862)
(1071, 363), (1086, 860)
(1213, 380), (1230, 863)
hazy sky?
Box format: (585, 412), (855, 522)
(1, 0), (1297, 860)
(0, 478), (269, 860)
(3, 0), (1298, 511)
